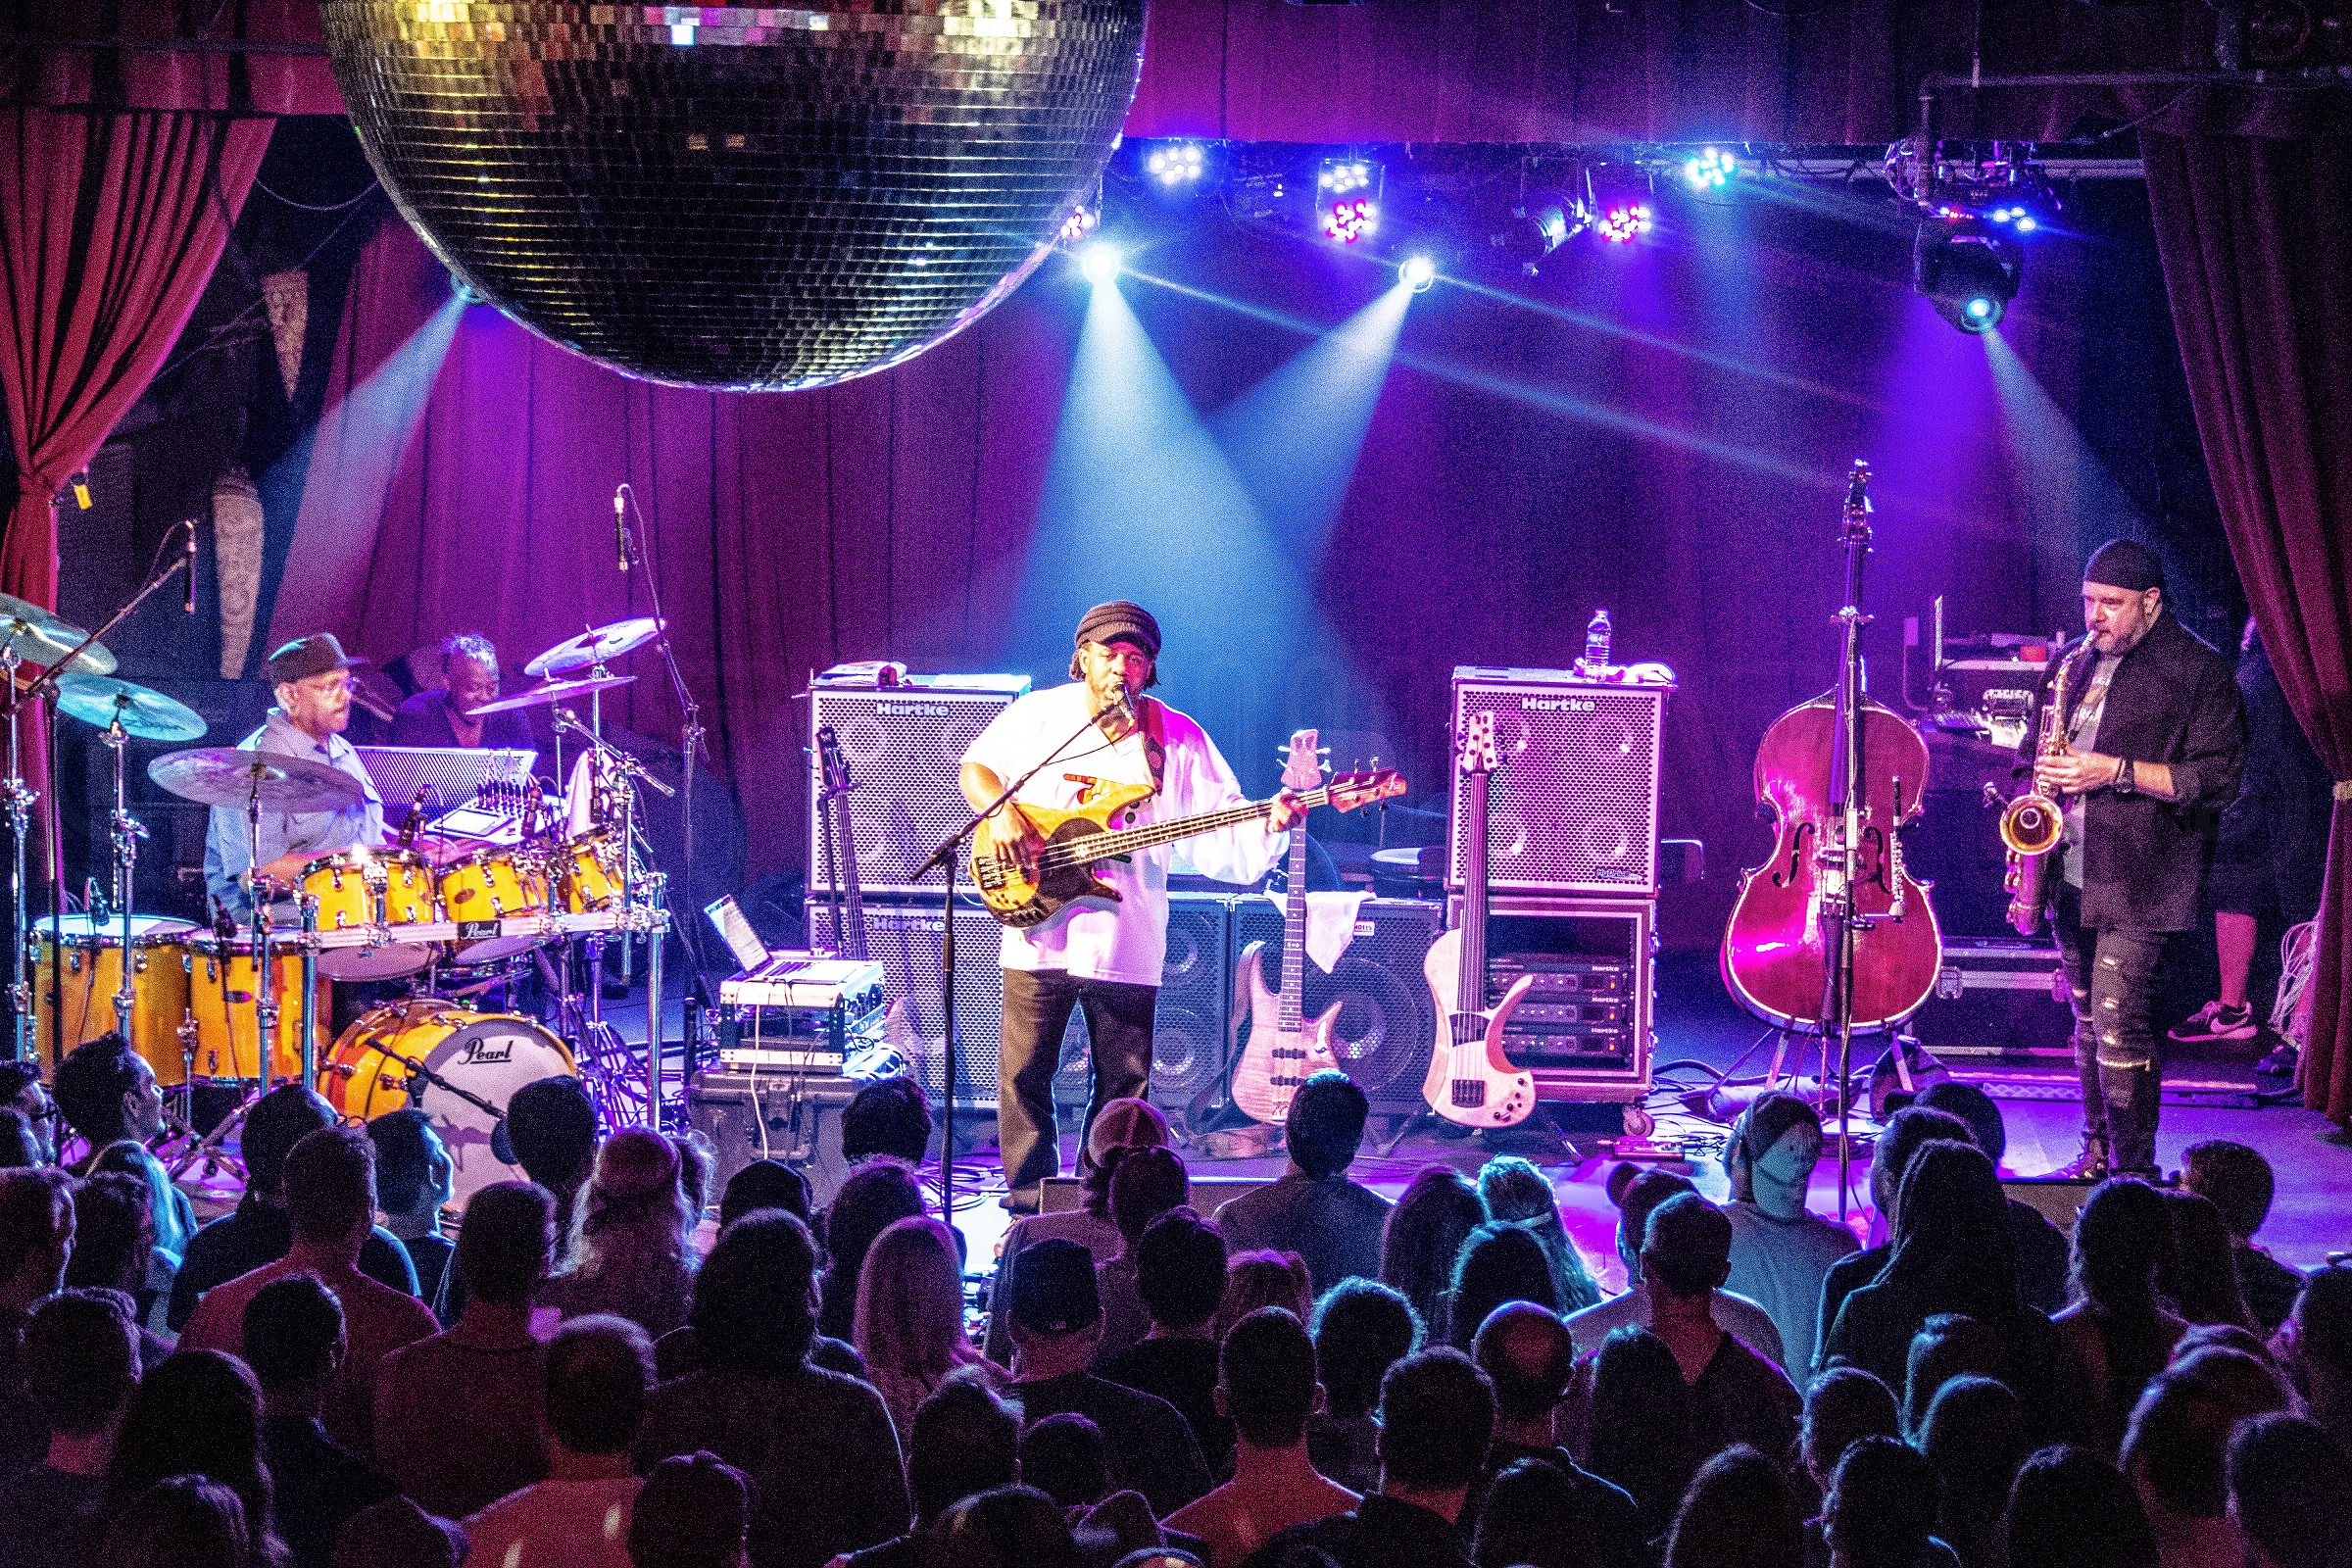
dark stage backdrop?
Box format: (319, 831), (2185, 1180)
(269, 179), (2234, 952)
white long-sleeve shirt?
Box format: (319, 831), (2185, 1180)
(962, 681), (1286, 986)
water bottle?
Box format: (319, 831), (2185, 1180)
(1582, 609), (1613, 671)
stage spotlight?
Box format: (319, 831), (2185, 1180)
(1597, 203), (1654, 244)
(1146, 141), (1206, 188)
(1683, 146), (1736, 190)
(1489, 188), (1579, 272)
(1059, 202), (1101, 246)
(449, 270), (487, 306)
(1077, 240), (1123, 284)
(1400, 254), (1437, 292)
(1914, 219), (2021, 334)
(1318, 156), (1378, 197)
(1324, 197), (1378, 244)
(1985, 203), (2041, 233)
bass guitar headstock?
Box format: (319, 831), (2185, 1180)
(1281, 729), (1326, 794)
(1458, 710), (1499, 777)
(1326, 768), (1406, 813)
(815, 725), (854, 796)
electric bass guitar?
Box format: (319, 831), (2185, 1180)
(970, 766), (1404, 930)
(1421, 711), (1536, 1127)
(1230, 731), (1348, 1125)
(817, 725), (921, 1064)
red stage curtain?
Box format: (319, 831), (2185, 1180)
(2143, 130), (2352, 1123)
(0, 107), (270, 611)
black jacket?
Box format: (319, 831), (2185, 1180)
(2020, 612), (2244, 932)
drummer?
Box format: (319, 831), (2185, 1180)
(203, 633), (390, 924)
(387, 632), (533, 752)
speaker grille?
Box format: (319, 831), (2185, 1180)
(1230, 897), (1442, 1113)
(1448, 674), (1666, 896)
(1059, 895), (1232, 1107)
(808, 682), (1028, 897)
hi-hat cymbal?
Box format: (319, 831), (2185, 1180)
(148, 748), (363, 812)
(55, 674), (208, 742)
(467, 673), (636, 716)
(0, 592), (115, 675)
(524, 617), (662, 679)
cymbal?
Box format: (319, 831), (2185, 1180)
(148, 747), (364, 812)
(54, 674), (207, 742)
(524, 617), (663, 679)
(0, 592), (115, 675)
(467, 673), (635, 716)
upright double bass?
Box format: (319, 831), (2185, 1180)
(1721, 462), (1942, 1040)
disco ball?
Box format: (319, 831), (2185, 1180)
(322, 0), (1149, 391)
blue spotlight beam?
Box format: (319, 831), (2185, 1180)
(1129, 269), (1837, 491)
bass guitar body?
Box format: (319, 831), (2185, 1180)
(1230, 945), (1345, 1124)
(969, 782), (1157, 929)
(1420, 931), (1537, 1127)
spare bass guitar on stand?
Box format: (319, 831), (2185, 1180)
(1229, 730), (1346, 1126)
(1719, 461), (1942, 1216)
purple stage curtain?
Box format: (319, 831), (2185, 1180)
(2143, 131), (2352, 1124)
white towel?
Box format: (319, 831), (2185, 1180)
(1259, 889), (1373, 973)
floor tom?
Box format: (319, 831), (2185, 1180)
(183, 931), (330, 1082)
(31, 914), (195, 1083)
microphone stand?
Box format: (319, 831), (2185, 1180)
(909, 690), (1127, 1220)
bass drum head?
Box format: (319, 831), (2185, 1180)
(389, 1012), (574, 1207)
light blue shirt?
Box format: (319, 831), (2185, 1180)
(202, 710), (386, 921)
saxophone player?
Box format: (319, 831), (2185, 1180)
(2020, 541), (2244, 1180)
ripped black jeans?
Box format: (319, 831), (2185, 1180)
(2052, 881), (2170, 1176)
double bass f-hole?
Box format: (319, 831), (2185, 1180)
(1772, 819), (1814, 889)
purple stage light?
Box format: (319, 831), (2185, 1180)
(1325, 198), (1378, 244)
(1598, 203), (1653, 244)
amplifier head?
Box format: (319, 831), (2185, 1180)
(1449, 670), (1667, 897)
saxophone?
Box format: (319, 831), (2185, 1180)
(2000, 642), (2080, 937)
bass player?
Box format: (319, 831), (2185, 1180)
(960, 601), (1302, 1211)
(2022, 541), (2243, 1180)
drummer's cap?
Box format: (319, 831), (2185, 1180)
(267, 633), (368, 687)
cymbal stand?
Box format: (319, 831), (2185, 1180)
(552, 708), (673, 1127)
(2, 644), (33, 1061)
(101, 712), (147, 1035)
(298, 891), (319, 1086)
(21, 520), (201, 1075)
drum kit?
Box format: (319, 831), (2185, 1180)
(6, 600), (680, 1205)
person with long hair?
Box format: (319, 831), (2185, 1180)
(1380, 1167), (1485, 1346)
(1446, 1224), (1556, 1352)
(1475, 1156), (1601, 1314)
(2001, 1445), (2156, 1568)
(2054, 1178), (2188, 1459)
(818, 1162), (927, 1344)
(100, 1350), (288, 1566)
(2156, 1189), (2256, 1331)
(855, 1215), (1005, 1439)
(1663, 1445), (1804, 1568)
(1820, 1141), (2078, 1445)
(99, 1475), (253, 1568)
(542, 1129), (700, 1339)
(1917, 1376), (2031, 1568)
(1585, 1326), (1699, 1549)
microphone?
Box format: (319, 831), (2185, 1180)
(614, 485), (630, 573)
(182, 520), (198, 614)
(397, 784), (431, 850)
(1110, 679), (1136, 720)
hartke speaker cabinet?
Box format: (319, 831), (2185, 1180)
(813, 893), (1233, 1119)
(807, 676), (1030, 897)
(1230, 896), (1444, 1115)
(1448, 667), (1670, 898)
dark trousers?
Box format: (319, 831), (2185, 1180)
(2052, 881), (2170, 1176)
(998, 968), (1156, 1195)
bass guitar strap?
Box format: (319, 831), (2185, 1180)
(1139, 696), (1169, 798)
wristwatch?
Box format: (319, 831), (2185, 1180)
(2114, 757), (2136, 796)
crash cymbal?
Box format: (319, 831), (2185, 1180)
(148, 748), (364, 812)
(523, 617), (662, 679)
(54, 674), (208, 742)
(0, 592), (115, 675)
(467, 673), (636, 716)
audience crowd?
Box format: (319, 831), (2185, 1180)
(2, 1041), (2346, 1568)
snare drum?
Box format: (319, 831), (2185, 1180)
(299, 851), (436, 980)
(319, 1001), (576, 1206)
(436, 848), (550, 964)
(31, 915), (195, 1084)
(183, 932), (330, 1083)
(556, 830), (625, 913)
